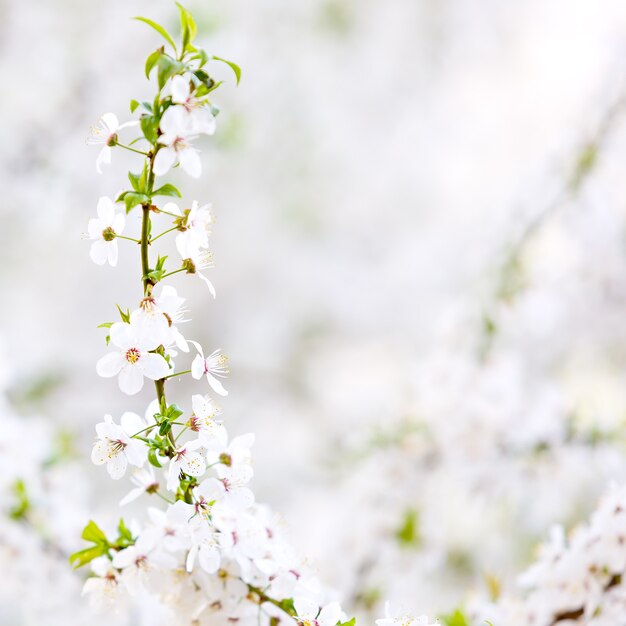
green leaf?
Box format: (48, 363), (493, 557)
(130, 99), (140, 113)
(115, 191), (129, 203)
(140, 115), (159, 144)
(97, 322), (113, 329)
(190, 47), (209, 67)
(339, 619), (356, 626)
(157, 55), (184, 91)
(395, 508), (420, 548)
(81, 520), (108, 544)
(440, 610), (469, 626)
(212, 55), (242, 85)
(9, 479), (29, 520)
(124, 192), (150, 213)
(117, 518), (133, 542)
(278, 598), (296, 616)
(159, 422), (172, 436)
(69, 544), (107, 569)
(176, 2), (197, 52)
(153, 183), (182, 198)
(155, 255), (168, 271)
(128, 171), (141, 192)
(134, 17), (177, 54)
(145, 47), (164, 79)
(166, 403), (184, 421)
(148, 449), (163, 468)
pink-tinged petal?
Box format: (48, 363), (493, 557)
(179, 147), (201, 178)
(96, 146), (112, 174)
(112, 212), (125, 234)
(207, 372), (227, 397)
(191, 354), (205, 380)
(120, 412), (145, 435)
(87, 218), (102, 239)
(198, 546), (220, 574)
(153, 147), (177, 176)
(118, 364), (144, 395)
(170, 75), (190, 104)
(197, 272), (217, 298)
(107, 452), (128, 479)
(91, 440), (112, 466)
(101, 112), (119, 132)
(96, 196), (115, 224)
(107, 240), (119, 267)
(141, 353), (170, 380)
(89, 240), (109, 266)
(96, 351), (124, 378)
(181, 451), (206, 477)
(109, 322), (135, 350)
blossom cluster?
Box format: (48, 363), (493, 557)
(467, 483), (626, 626)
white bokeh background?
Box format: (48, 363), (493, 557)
(3, 0), (626, 622)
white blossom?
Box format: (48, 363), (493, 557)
(87, 196), (125, 267)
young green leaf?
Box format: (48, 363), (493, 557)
(145, 47), (164, 79)
(212, 55), (242, 85)
(176, 3), (197, 52)
(68, 544), (108, 569)
(148, 449), (163, 468)
(130, 99), (140, 113)
(153, 183), (182, 198)
(140, 115), (159, 144)
(124, 192), (151, 213)
(134, 17), (178, 55)
(81, 519), (108, 544)
(157, 55), (184, 91)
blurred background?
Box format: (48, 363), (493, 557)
(4, 0), (626, 622)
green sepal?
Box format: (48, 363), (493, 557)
(116, 304), (131, 323)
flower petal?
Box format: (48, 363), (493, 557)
(96, 352), (124, 378)
(153, 147), (177, 177)
(179, 147), (202, 178)
(107, 452), (128, 479)
(89, 240), (109, 266)
(107, 240), (119, 267)
(91, 440), (112, 466)
(118, 364), (144, 395)
(96, 196), (115, 225)
(170, 75), (190, 104)
(207, 372), (227, 397)
(141, 353), (170, 380)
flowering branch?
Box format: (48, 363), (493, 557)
(73, 6), (374, 626)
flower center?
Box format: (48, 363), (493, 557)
(125, 348), (141, 364)
(173, 136), (188, 152)
(102, 226), (116, 242)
